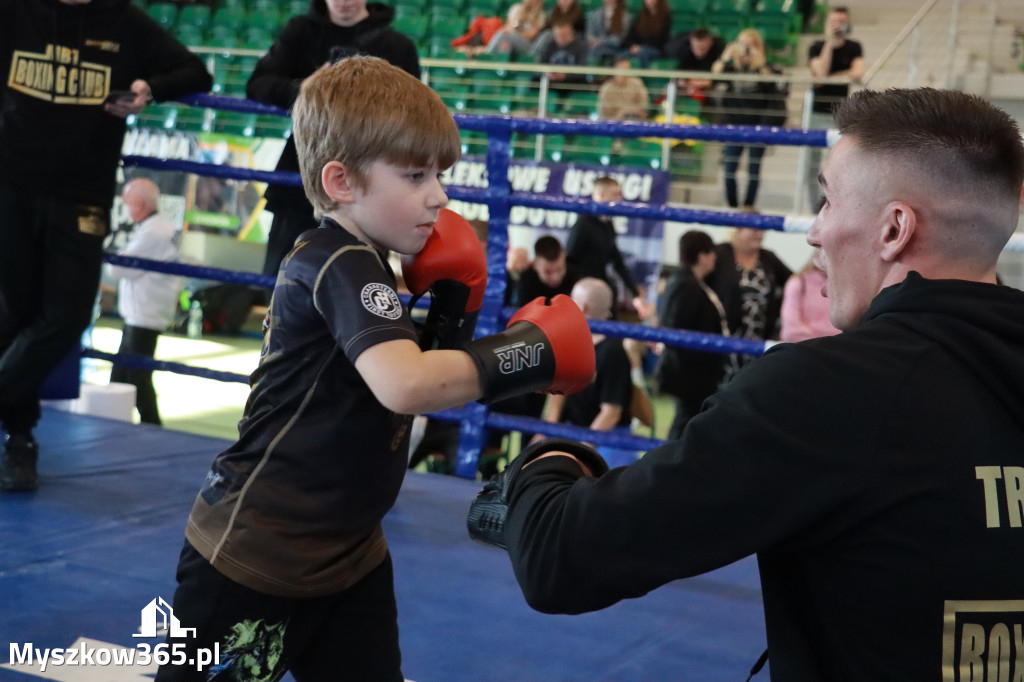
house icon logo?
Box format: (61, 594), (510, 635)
(133, 597), (197, 638)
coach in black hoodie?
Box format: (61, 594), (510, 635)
(469, 88), (1024, 680)
(0, 0), (212, 492)
(246, 0), (420, 279)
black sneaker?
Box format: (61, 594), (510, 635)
(1, 433), (38, 492)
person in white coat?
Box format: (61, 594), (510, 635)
(105, 178), (183, 425)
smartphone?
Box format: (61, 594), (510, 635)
(104, 90), (137, 105)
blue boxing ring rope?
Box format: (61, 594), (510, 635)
(102, 93), (1024, 478)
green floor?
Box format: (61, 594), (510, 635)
(83, 316), (676, 450)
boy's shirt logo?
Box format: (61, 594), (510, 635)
(8, 44), (112, 104)
(361, 283), (402, 320)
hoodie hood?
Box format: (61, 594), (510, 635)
(865, 271), (1024, 415)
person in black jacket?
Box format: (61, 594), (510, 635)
(654, 230), (728, 439)
(0, 0), (212, 492)
(246, 0), (420, 280)
(565, 176), (649, 318)
(469, 87), (1024, 682)
(706, 226), (792, 383)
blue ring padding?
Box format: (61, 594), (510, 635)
(171, 93), (832, 148)
(456, 113), (830, 146)
(178, 92), (290, 118)
(101, 253), (766, 357)
(123, 156), (304, 187)
(83, 348), (250, 384)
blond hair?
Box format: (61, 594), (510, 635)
(292, 56), (461, 218)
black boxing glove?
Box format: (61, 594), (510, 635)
(467, 438), (609, 549)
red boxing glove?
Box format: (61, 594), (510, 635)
(400, 208), (487, 349)
(401, 208), (486, 313)
(463, 295), (596, 404)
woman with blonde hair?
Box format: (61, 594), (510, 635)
(711, 28), (788, 210)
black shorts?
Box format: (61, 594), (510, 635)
(154, 541), (403, 682)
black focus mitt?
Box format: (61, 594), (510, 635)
(466, 438), (608, 549)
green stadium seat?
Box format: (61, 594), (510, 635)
(246, 6), (281, 32)
(176, 4), (211, 29)
(429, 5), (463, 22)
(255, 114), (292, 139)
(211, 6), (247, 32)
(542, 135), (566, 162)
(174, 105), (211, 133)
(207, 25), (241, 50)
(558, 92), (600, 120)
(565, 135), (613, 165)
(705, 0), (749, 41)
(460, 130), (488, 156)
(214, 111), (257, 137)
(242, 26), (274, 50)
(146, 2), (177, 28)
(135, 103), (177, 130)
(173, 23), (205, 47)
(510, 132), (537, 159)
(394, 15), (429, 43)
(131, 0), (149, 9)
(426, 36), (458, 58)
(617, 138), (664, 169)
(755, 0), (796, 13)
(430, 15), (468, 41)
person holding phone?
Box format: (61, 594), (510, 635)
(711, 28), (787, 211)
(805, 5), (864, 212)
(246, 0), (421, 283)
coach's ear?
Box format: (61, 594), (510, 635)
(879, 200), (916, 262)
(322, 160), (356, 205)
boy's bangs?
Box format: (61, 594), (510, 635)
(376, 110), (461, 171)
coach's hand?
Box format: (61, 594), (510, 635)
(467, 438), (608, 548)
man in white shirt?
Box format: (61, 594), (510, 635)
(105, 178), (183, 425)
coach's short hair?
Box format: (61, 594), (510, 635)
(833, 88), (1024, 205)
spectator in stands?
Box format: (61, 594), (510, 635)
(542, 277), (642, 468)
(805, 5), (864, 212)
(585, 0), (632, 66)
(669, 28), (724, 103)
(712, 28), (788, 211)
(534, 19), (589, 97)
(654, 230), (728, 439)
(566, 176), (650, 319)
(620, 0), (672, 67)
(598, 57), (650, 121)
(530, 0), (586, 57)
(451, 12), (506, 57)
(706, 227), (791, 383)
(246, 0), (420, 280)
(0, 0), (211, 493)
(486, 0), (547, 59)
(671, 26), (729, 122)
(780, 260), (840, 342)
(105, 178), (184, 426)
(509, 235), (580, 307)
